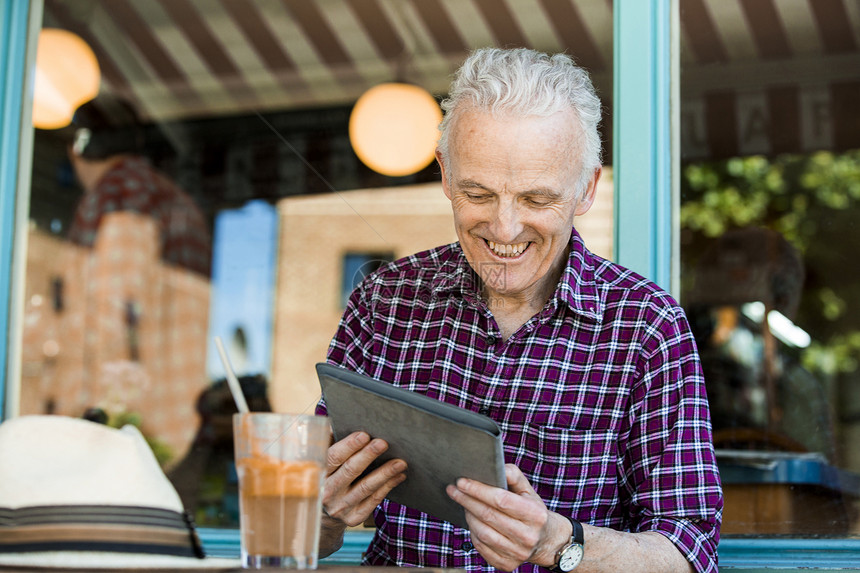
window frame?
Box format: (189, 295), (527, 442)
(614, 0), (860, 569)
(0, 0), (38, 420)
(613, 0), (676, 295)
(2, 0), (859, 569)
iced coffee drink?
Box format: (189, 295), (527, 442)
(233, 414), (329, 569)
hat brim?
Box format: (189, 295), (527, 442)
(0, 552), (240, 570)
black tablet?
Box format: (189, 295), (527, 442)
(316, 362), (507, 529)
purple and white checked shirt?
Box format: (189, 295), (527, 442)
(319, 229), (723, 573)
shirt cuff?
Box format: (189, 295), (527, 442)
(637, 516), (720, 573)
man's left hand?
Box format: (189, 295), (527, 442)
(446, 463), (571, 572)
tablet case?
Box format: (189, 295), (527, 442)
(316, 362), (507, 529)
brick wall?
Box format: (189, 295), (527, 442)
(19, 212), (211, 466)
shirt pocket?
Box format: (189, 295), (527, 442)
(516, 424), (619, 516)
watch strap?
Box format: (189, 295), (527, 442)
(569, 517), (584, 545)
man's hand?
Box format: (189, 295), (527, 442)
(318, 431), (407, 558)
(447, 464), (696, 573)
(446, 463), (570, 572)
(323, 431), (407, 526)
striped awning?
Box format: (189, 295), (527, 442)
(43, 0), (860, 159)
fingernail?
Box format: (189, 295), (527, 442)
(393, 460), (407, 472)
(370, 439), (387, 453)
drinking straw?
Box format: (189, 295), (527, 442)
(214, 336), (250, 414)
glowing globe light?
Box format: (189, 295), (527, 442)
(349, 83), (442, 177)
(33, 29), (101, 130)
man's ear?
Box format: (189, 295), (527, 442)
(436, 149), (452, 200)
(574, 167), (601, 216)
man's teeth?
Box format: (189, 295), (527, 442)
(488, 240), (528, 257)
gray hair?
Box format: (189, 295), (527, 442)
(437, 47), (602, 197)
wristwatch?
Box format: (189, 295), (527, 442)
(550, 516), (584, 572)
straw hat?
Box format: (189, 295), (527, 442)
(0, 415), (239, 569)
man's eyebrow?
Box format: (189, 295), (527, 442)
(523, 187), (563, 198)
(457, 178), (491, 191)
(456, 179), (565, 199)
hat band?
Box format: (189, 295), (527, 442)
(0, 505), (204, 559)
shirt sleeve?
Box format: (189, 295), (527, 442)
(623, 300), (724, 573)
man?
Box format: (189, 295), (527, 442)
(66, 95), (211, 277)
(318, 48), (722, 573)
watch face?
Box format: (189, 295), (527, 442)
(559, 543), (584, 571)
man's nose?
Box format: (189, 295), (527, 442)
(489, 200), (524, 242)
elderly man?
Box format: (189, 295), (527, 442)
(318, 48), (722, 573)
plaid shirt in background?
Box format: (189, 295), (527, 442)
(320, 229), (723, 573)
(68, 156), (212, 277)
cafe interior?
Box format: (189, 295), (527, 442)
(1, 0), (860, 570)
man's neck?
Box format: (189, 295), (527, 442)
(487, 298), (545, 341)
(484, 255), (567, 341)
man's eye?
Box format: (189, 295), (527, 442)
(464, 192), (489, 201)
(525, 197), (550, 206)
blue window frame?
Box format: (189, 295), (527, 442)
(613, 0), (674, 295)
(0, 0), (34, 419)
(613, 0), (860, 570)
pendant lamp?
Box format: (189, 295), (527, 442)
(33, 29), (101, 130)
(349, 82), (442, 177)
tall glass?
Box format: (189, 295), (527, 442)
(233, 413), (329, 569)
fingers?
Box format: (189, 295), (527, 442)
(456, 494), (537, 571)
(505, 464), (539, 499)
(323, 431), (407, 527)
(447, 478), (544, 545)
(331, 466), (406, 526)
(325, 431), (373, 475)
(447, 470), (551, 571)
(449, 474), (545, 525)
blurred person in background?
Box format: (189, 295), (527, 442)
(66, 94), (211, 277)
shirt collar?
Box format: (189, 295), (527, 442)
(554, 228), (603, 322)
(431, 245), (482, 303)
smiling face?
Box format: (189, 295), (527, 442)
(438, 107), (600, 307)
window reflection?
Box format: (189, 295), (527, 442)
(680, 0), (860, 536)
(170, 374), (272, 527)
(341, 253), (395, 309)
(22, 0), (615, 529)
(21, 0), (860, 539)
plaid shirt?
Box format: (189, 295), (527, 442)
(69, 156), (212, 276)
(320, 229), (722, 573)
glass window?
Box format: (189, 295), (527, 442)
(680, 0), (860, 536)
(19, 0), (614, 528)
(341, 252), (395, 308)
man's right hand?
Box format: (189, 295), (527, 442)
(321, 431), (407, 527)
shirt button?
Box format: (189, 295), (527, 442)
(478, 407), (490, 416)
(486, 335), (496, 345)
(461, 541), (474, 551)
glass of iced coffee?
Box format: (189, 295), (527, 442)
(233, 413), (329, 569)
